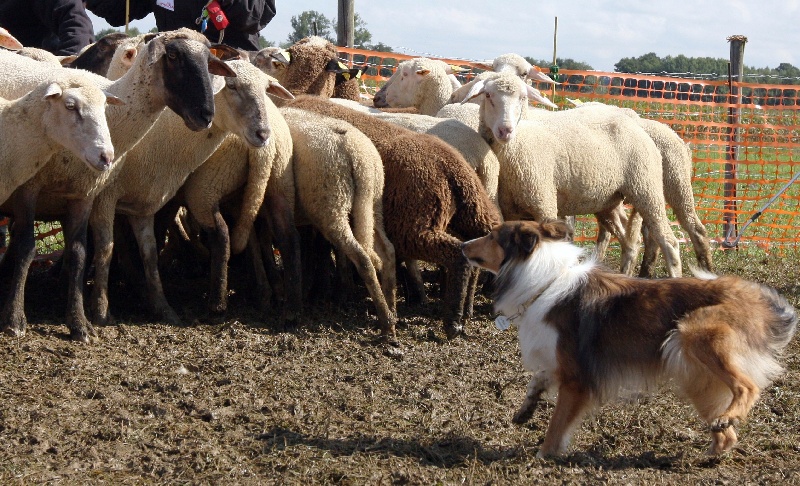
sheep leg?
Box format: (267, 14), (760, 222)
(246, 228), (272, 308)
(673, 204), (713, 272)
(256, 222), (283, 307)
(49, 199), (96, 341)
(462, 267), (481, 323)
(204, 209), (230, 316)
(127, 214), (183, 326)
(372, 222), (397, 313)
(402, 258), (428, 305)
(0, 186), (39, 337)
(638, 223), (659, 278)
(89, 199), (116, 328)
(413, 231), (474, 339)
(325, 227), (397, 337)
(624, 195), (682, 277)
(261, 190), (303, 327)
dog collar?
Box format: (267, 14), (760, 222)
(494, 281), (552, 331)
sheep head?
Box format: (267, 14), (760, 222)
(280, 36), (345, 97)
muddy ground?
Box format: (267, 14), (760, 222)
(1, 248), (799, 485)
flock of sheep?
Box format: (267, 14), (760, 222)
(0, 27), (711, 343)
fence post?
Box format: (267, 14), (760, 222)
(725, 35), (747, 245)
(337, 0), (354, 48)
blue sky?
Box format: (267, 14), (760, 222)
(87, 1), (800, 72)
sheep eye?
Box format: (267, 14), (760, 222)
(225, 78), (237, 89)
(65, 102), (76, 110)
(167, 52), (177, 60)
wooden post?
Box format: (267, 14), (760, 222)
(725, 35), (747, 245)
(337, 0), (355, 48)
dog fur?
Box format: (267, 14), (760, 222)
(462, 220), (797, 458)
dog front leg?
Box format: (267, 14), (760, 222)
(513, 371), (550, 424)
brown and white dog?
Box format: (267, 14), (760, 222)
(462, 220), (797, 458)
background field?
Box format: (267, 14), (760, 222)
(0, 247), (798, 485)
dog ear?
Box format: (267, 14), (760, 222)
(514, 226), (539, 256)
(540, 220), (574, 241)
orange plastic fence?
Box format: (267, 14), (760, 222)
(339, 47), (800, 253)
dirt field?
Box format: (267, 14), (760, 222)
(1, 248), (799, 485)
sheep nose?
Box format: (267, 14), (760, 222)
(373, 91), (387, 107)
(198, 107), (214, 128)
(497, 125), (515, 141)
(256, 128), (270, 143)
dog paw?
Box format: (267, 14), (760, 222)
(710, 416), (739, 432)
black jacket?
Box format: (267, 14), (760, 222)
(86, 0), (276, 51)
(0, 0), (95, 55)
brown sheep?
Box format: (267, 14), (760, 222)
(285, 95), (502, 338)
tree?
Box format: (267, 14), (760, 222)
(258, 36), (274, 49)
(287, 10), (334, 44)
(525, 56), (593, 71)
(95, 26), (142, 39)
(352, 13), (372, 48)
(369, 42), (393, 52)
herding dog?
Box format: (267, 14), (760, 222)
(461, 220), (797, 458)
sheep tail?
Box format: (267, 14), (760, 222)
(231, 144), (273, 254)
(345, 133), (376, 253)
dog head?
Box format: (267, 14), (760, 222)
(461, 220), (573, 274)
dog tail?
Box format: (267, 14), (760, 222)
(758, 283), (798, 355)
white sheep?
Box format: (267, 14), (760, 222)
(0, 78), (119, 206)
(89, 59), (293, 328)
(280, 107), (398, 334)
(372, 58), (456, 115)
(0, 29), (236, 341)
(463, 72), (683, 277)
(568, 100), (712, 276)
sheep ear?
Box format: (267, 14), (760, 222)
(58, 55), (78, 66)
(211, 75), (226, 95)
(324, 59), (348, 73)
(122, 47), (138, 68)
(0, 27), (23, 50)
(540, 220), (574, 241)
(104, 91), (125, 106)
(415, 68), (431, 77)
(208, 57), (237, 77)
(527, 66), (559, 85)
(145, 38), (166, 65)
(209, 44), (241, 61)
(460, 79), (486, 104)
(447, 74), (462, 89)
(266, 80), (295, 100)
(43, 83), (63, 100)
(270, 50), (290, 64)
(525, 84), (558, 109)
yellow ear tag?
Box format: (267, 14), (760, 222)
(282, 50), (291, 63)
(342, 72), (351, 81)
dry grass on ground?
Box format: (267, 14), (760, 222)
(0, 247), (799, 484)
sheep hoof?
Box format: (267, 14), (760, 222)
(444, 322), (464, 340)
(69, 326), (95, 343)
(1, 310), (27, 337)
(2, 323), (26, 338)
(158, 307), (185, 327)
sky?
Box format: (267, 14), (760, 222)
(86, 1), (800, 72)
